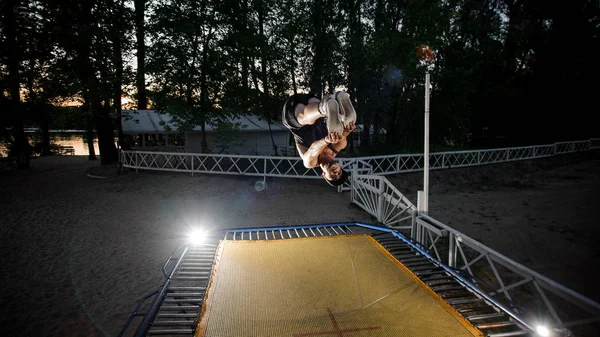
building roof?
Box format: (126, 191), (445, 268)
(122, 110), (288, 133)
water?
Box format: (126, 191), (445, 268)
(49, 135), (102, 156)
(1, 134), (111, 157)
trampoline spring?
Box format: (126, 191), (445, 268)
(476, 321), (516, 329)
(387, 247), (414, 254)
(150, 321), (197, 327)
(440, 291), (475, 299)
(287, 229), (292, 238)
(403, 260), (434, 268)
(344, 225), (354, 233)
(294, 228), (300, 238)
(156, 313), (198, 318)
(425, 279), (457, 286)
(486, 330), (530, 337)
(163, 299), (203, 304)
(184, 258), (213, 262)
(456, 306), (495, 314)
(174, 276), (209, 280)
(466, 312), (506, 321)
(148, 328), (195, 334)
(316, 227), (325, 236)
(160, 305), (201, 311)
(431, 285), (466, 293)
(377, 237), (401, 243)
(166, 292), (205, 297)
(448, 298), (484, 305)
(186, 253), (215, 259)
(309, 228), (316, 236)
(396, 256), (423, 263)
(177, 271), (210, 275)
(381, 242), (410, 249)
(188, 246), (216, 251)
(414, 269), (446, 277)
(420, 275), (452, 282)
(168, 287), (206, 291)
(180, 263), (212, 268)
(409, 265), (440, 272)
(330, 226), (340, 235)
(301, 228), (308, 237)
(178, 268), (211, 272)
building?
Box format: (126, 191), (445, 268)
(121, 110), (292, 156)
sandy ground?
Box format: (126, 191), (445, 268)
(0, 151), (599, 337)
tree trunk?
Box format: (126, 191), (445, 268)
(240, 0), (249, 106)
(112, 0), (125, 151)
(135, 0), (147, 109)
(257, 0), (278, 156)
(77, 0), (117, 163)
(41, 109), (51, 155)
(85, 106), (97, 160)
(289, 37), (297, 95)
(3, 0), (30, 168)
(96, 109), (118, 164)
(197, 41), (209, 153)
(310, 0), (324, 95)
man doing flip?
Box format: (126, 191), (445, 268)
(281, 92), (357, 186)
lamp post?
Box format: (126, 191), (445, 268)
(423, 72), (430, 213)
(417, 45), (434, 216)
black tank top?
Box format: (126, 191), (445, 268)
(293, 118), (328, 148)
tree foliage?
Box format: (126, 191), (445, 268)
(1, 0), (598, 162)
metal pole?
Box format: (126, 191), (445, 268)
(263, 159), (267, 184)
(424, 73), (430, 213)
(377, 178), (385, 223)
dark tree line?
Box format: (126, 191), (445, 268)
(1, 0), (599, 167)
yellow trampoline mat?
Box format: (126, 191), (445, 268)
(196, 234), (482, 337)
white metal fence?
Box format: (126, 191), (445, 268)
(350, 173), (600, 335)
(122, 138), (600, 182)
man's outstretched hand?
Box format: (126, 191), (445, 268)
(342, 121), (356, 138)
(324, 132), (342, 144)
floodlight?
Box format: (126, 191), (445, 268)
(536, 325), (550, 337)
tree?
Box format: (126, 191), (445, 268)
(134, 0), (148, 109)
(148, 0), (227, 153)
(1, 0), (30, 168)
(48, 0), (121, 164)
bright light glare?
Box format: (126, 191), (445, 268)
(536, 325), (550, 337)
(188, 230), (205, 245)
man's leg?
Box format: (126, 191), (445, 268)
(334, 91), (357, 126)
(295, 96), (344, 134)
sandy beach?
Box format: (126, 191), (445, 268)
(1, 151), (599, 337)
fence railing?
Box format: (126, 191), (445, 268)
(350, 171), (415, 228)
(350, 172), (600, 335)
(122, 138), (600, 183)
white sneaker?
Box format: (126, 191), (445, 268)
(334, 91), (356, 126)
(319, 97), (343, 134)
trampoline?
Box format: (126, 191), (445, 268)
(119, 223), (533, 337)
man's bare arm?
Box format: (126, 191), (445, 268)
(297, 132), (342, 168)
